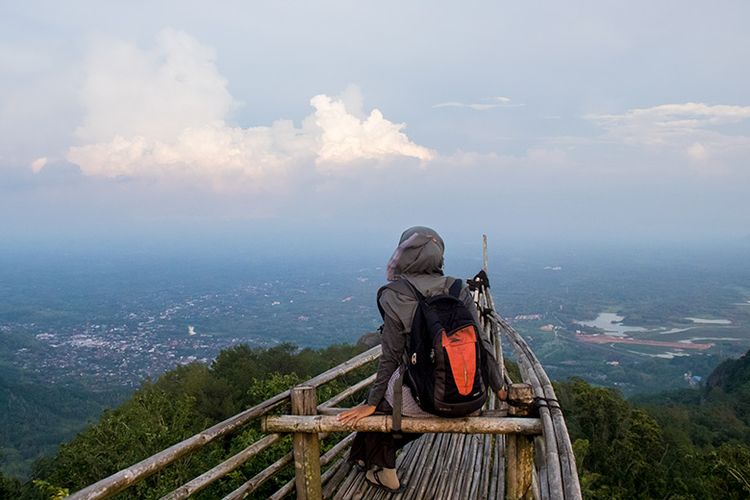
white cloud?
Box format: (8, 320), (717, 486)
(312, 94), (433, 167)
(66, 29), (433, 188)
(30, 157), (47, 173)
(75, 28), (234, 144)
(586, 102), (750, 161)
(432, 96), (522, 111)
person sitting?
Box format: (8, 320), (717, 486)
(338, 226), (506, 492)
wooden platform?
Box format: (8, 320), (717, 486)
(322, 433), (506, 500)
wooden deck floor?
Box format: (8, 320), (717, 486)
(321, 433), (506, 500)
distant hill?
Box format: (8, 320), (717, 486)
(707, 350), (750, 393)
(0, 367), (127, 478)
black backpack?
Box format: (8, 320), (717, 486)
(378, 278), (488, 418)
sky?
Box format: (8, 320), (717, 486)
(1, 1), (749, 256)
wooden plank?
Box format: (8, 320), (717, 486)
(264, 415), (543, 435)
(292, 386), (322, 500)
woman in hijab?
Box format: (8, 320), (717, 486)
(338, 226), (506, 492)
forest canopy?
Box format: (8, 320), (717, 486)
(2, 345), (749, 499)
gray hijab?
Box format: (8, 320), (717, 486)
(386, 226), (445, 281)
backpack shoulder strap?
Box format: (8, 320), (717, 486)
(448, 277), (463, 298)
(376, 279), (419, 319)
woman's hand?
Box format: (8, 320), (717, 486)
(337, 404), (377, 426)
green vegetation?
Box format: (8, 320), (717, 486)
(558, 349), (750, 499)
(0, 364), (128, 478)
(4, 342), (365, 499)
(3, 343), (750, 499)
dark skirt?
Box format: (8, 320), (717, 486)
(348, 400), (422, 469)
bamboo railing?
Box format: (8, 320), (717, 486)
(67, 346), (383, 500)
(66, 238), (582, 500)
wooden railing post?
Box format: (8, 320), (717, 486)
(506, 383), (535, 500)
(291, 385), (322, 500)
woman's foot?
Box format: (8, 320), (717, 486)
(366, 467), (404, 493)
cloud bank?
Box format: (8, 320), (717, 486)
(66, 29), (433, 188)
(586, 103), (750, 162)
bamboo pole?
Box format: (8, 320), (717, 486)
(320, 458), (347, 498)
(496, 314), (581, 499)
(393, 435), (428, 499)
(407, 434), (441, 500)
(478, 434), (492, 499)
(482, 234), (489, 274)
(160, 433), (281, 500)
(271, 434), (354, 500)
(304, 345), (381, 388)
(291, 386), (322, 500)
(66, 345), (382, 500)
(506, 384), (535, 499)
(494, 314), (567, 500)
(535, 437), (549, 500)
(321, 459), (351, 499)
(422, 434), (452, 500)
(223, 431), (345, 499)
(434, 433), (465, 499)
(466, 436), (483, 499)
(506, 434), (534, 500)
(317, 374), (376, 410)
(221, 450), (294, 500)
(483, 285), (505, 385)
(66, 391), (290, 500)
(264, 415), (543, 435)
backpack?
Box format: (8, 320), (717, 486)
(377, 278), (488, 419)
